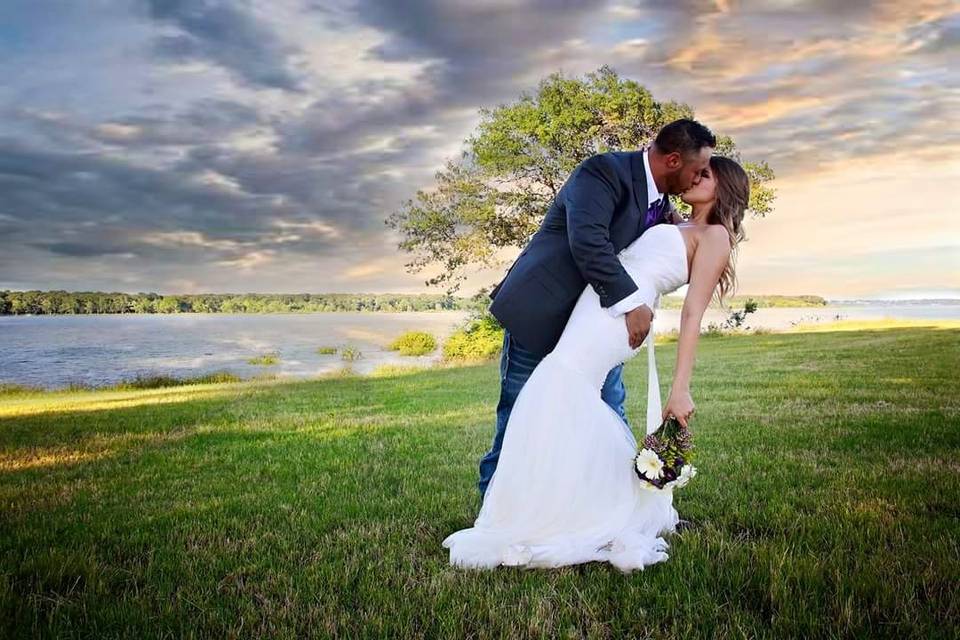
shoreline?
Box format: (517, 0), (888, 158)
(4, 318), (957, 395)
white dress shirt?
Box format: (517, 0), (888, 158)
(606, 148), (664, 318)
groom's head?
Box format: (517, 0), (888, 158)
(650, 119), (716, 195)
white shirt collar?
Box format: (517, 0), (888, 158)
(642, 148), (663, 206)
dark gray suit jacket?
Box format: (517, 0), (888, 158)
(488, 150), (675, 357)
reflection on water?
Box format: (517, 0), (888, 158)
(0, 312), (470, 390)
(1, 303), (957, 390)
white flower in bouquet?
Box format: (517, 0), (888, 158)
(674, 464), (698, 488)
(634, 448), (664, 479)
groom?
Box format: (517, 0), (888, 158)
(478, 118), (716, 501)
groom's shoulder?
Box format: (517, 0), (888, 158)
(602, 149), (633, 162)
(574, 150), (632, 183)
(587, 149), (632, 169)
(576, 149), (632, 164)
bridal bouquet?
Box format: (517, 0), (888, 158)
(633, 416), (697, 492)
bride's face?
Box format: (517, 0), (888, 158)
(680, 165), (716, 207)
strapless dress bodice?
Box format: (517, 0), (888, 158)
(618, 223), (689, 307)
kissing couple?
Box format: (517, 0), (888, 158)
(442, 118), (749, 572)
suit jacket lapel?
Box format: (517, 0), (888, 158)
(629, 150), (649, 216)
(630, 149), (652, 232)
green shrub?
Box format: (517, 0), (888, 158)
(340, 345), (362, 362)
(316, 346), (338, 355)
(702, 300), (760, 337)
(442, 312), (504, 361)
(701, 324), (728, 338)
(0, 383), (43, 396)
(248, 351), (281, 365)
(388, 331), (437, 356)
(190, 371), (244, 384)
(110, 371), (243, 390)
(1, 371), (246, 395)
(112, 375), (182, 389)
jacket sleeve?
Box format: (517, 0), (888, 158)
(563, 154), (642, 311)
(607, 288), (656, 318)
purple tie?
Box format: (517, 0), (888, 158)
(645, 198), (666, 228)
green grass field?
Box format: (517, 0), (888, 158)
(2, 326), (958, 638)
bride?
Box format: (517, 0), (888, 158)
(442, 155), (749, 572)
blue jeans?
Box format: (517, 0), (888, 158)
(477, 329), (631, 501)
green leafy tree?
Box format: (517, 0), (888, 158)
(131, 297), (156, 313)
(156, 296), (182, 314)
(386, 65), (776, 294)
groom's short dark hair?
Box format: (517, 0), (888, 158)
(654, 119), (716, 157)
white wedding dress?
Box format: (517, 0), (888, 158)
(442, 223), (690, 573)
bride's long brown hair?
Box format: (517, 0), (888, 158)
(702, 155), (749, 307)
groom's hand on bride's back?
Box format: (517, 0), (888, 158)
(625, 305), (654, 349)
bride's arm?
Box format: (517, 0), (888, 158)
(663, 225), (732, 427)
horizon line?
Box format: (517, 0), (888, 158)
(2, 288), (960, 303)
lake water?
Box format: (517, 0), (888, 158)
(1, 303), (958, 390)
(0, 312), (471, 390)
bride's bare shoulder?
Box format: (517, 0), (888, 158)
(689, 224), (731, 267)
(704, 224), (730, 245)
(687, 223), (730, 250)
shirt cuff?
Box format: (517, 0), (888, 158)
(605, 281), (658, 318)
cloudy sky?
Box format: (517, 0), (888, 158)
(1, 0), (957, 300)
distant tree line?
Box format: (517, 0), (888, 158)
(0, 290), (489, 315)
(0, 290), (826, 315)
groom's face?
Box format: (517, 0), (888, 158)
(666, 147), (712, 195)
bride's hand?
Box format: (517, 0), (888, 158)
(663, 388), (695, 429)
